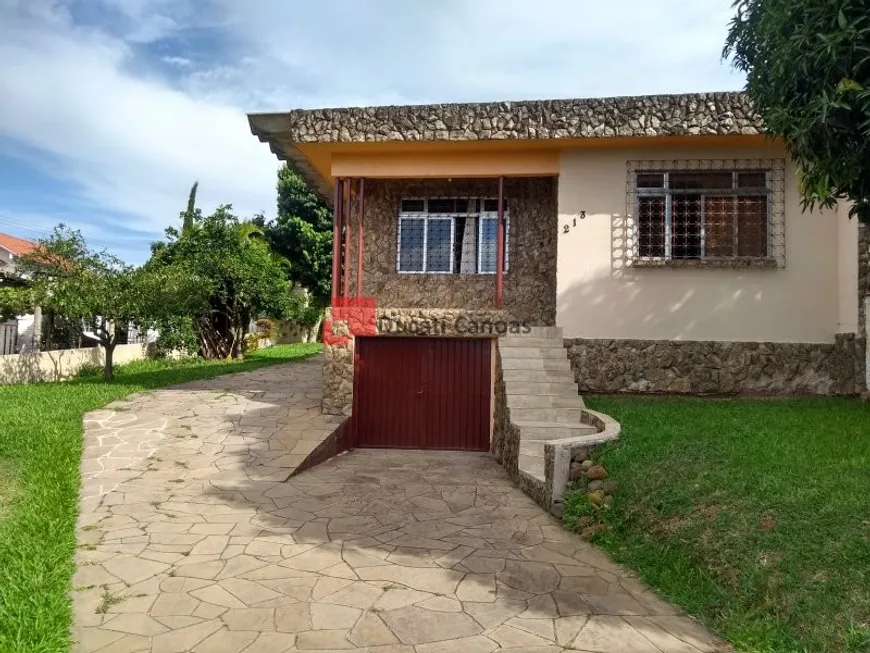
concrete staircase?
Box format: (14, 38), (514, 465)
(501, 326), (598, 481)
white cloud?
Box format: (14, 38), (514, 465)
(161, 55), (193, 67)
(0, 1), (279, 239)
(0, 0), (745, 262)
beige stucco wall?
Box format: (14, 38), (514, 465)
(0, 343), (147, 385)
(557, 142), (855, 343)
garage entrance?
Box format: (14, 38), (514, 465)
(353, 337), (492, 451)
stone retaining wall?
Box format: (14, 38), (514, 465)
(491, 343), (520, 478)
(565, 336), (861, 396)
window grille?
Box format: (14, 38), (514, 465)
(397, 198), (509, 274)
(626, 159), (785, 267)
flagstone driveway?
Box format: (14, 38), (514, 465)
(73, 357), (729, 653)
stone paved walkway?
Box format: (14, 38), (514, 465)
(73, 357), (729, 652)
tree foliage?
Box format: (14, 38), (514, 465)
(13, 226), (200, 379)
(725, 0), (870, 221)
(148, 204), (294, 359)
(0, 273), (32, 323)
(265, 167), (333, 307)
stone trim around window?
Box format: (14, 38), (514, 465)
(625, 159), (786, 269)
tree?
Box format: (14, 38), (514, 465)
(0, 273), (32, 323)
(266, 167), (333, 307)
(182, 181), (200, 235)
(724, 0), (870, 221)
(148, 205), (294, 359)
(13, 226), (200, 380)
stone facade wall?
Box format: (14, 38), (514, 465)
(491, 343), (520, 479)
(565, 337), (860, 396)
(272, 92), (761, 144)
(347, 177), (557, 325)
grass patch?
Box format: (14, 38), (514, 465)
(0, 343), (320, 653)
(564, 395), (870, 653)
(0, 458), (18, 523)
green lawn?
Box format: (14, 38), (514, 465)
(0, 343), (320, 653)
(564, 396), (870, 653)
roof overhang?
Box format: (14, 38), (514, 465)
(248, 91), (764, 205)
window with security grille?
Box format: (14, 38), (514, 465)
(397, 198), (509, 274)
(633, 169), (773, 261)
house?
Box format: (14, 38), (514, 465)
(0, 232), (40, 354)
(248, 92), (869, 502)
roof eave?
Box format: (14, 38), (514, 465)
(248, 113), (335, 207)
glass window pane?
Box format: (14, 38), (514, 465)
(426, 219), (453, 272)
(482, 199), (509, 212)
(428, 199), (456, 214)
(737, 196), (768, 256)
(636, 173), (665, 189)
(637, 196), (666, 257)
(671, 194), (702, 258)
(401, 199), (424, 213)
(398, 218), (424, 272)
(737, 172), (767, 189)
(479, 217), (497, 273)
(670, 171), (732, 190)
(704, 196), (736, 257)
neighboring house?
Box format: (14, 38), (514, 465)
(248, 91), (869, 462)
(0, 232), (40, 354)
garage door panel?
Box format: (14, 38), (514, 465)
(354, 337), (491, 451)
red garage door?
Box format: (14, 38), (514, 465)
(353, 337), (492, 451)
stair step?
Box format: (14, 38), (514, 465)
(518, 455), (545, 480)
(511, 407), (587, 422)
(515, 421), (600, 440)
(502, 357), (572, 371)
(505, 381), (579, 395)
(518, 326), (563, 339)
(499, 347), (567, 360)
(500, 338), (565, 349)
(503, 368), (575, 383)
(507, 394), (585, 409)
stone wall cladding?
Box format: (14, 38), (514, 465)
(491, 343), (520, 479)
(565, 337), (859, 396)
(322, 337), (354, 416)
(272, 92), (761, 144)
(349, 177), (557, 325)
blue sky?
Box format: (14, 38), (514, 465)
(0, 0), (745, 263)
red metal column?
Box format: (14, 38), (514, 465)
(331, 179), (343, 303)
(342, 177), (352, 298)
(495, 176), (505, 309)
(356, 178), (365, 298)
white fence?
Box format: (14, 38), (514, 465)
(0, 343), (148, 385)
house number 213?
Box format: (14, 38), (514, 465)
(562, 210), (586, 234)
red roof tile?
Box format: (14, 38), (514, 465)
(0, 233), (36, 256)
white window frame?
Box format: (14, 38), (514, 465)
(396, 198), (510, 275)
(477, 210), (510, 274)
(396, 215), (427, 273)
(423, 215), (455, 274)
